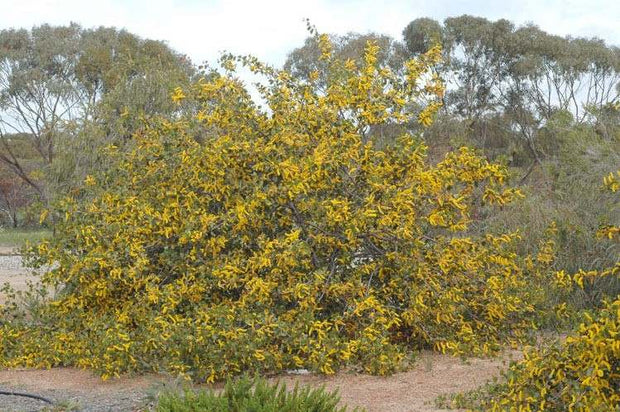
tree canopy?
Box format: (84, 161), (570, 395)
(0, 23), (194, 203)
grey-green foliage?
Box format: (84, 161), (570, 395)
(402, 15), (619, 167)
(442, 16), (516, 120)
(402, 18), (443, 55)
(155, 376), (362, 412)
(0, 24), (84, 199)
(0, 24), (195, 203)
(57, 26), (196, 194)
(76, 27), (194, 140)
(509, 26), (619, 122)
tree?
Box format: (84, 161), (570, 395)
(0, 24), (195, 205)
(402, 17), (443, 55)
(402, 15), (620, 168)
(0, 24), (83, 200)
(441, 16), (516, 121)
(0, 165), (31, 227)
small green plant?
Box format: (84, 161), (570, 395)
(41, 400), (81, 412)
(154, 376), (362, 412)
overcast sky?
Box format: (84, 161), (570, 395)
(1, 0), (618, 68)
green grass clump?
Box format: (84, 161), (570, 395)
(155, 376), (362, 412)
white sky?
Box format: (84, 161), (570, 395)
(1, 0), (618, 68)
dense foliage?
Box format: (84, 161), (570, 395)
(439, 294), (619, 412)
(0, 35), (553, 382)
(482, 173), (619, 411)
(0, 24), (194, 214)
(440, 289), (619, 411)
(437, 172), (619, 411)
(285, 18), (620, 294)
(489, 296), (619, 411)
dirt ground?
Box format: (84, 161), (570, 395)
(0, 253), (39, 305)
(0, 253), (518, 411)
(0, 351), (519, 412)
(0, 247), (19, 255)
(276, 351), (519, 411)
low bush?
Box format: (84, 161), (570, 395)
(436, 287), (619, 411)
(155, 376), (362, 412)
(444, 296), (619, 412)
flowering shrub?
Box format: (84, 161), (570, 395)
(1, 35), (542, 381)
(440, 172), (619, 411)
(435, 297), (619, 412)
(484, 174), (619, 411)
(479, 295), (619, 411)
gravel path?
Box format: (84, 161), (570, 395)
(0, 255), (26, 271)
(0, 387), (150, 412)
(0, 368), (162, 411)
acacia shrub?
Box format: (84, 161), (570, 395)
(1, 35), (544, 381)
(437, 295), (619, 411)
(477, 269), (619, 411)
(440, 172), (619, 411)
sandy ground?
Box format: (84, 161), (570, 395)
(276, 351), (519, 411)
(0, 351), (519, 412)
(0, 252), (44, 307)
(0, 253), (518, 411)
(0, 247), (20, 256)
(0, 254), (38, 306)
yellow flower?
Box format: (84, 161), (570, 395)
(171, 87), (186, 103)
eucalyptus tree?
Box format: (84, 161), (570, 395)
(401, 15), (620, 165)
(0, 24), (84, 199)
(402, 17), (443, 55)
(0, 24), (194, 207)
